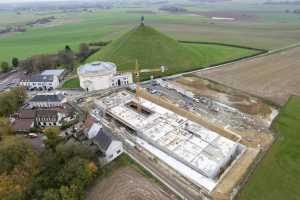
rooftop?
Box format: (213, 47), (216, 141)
(36, 109), (58, 118)
(30, 94), (65, 102)
(18, 109), (36, 119)
(94, 128), (113, 152)
(12, 119), (34, 131)
(78, 61), (116, 74)
(88, 123), (102, 139)
(22, 74), (54, 82)
(41, 69), (65, 77)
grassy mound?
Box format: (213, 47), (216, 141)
(87, 25), (257, 76)
(238, 96), (300, 200)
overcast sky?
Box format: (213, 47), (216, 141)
(0, 0), (267, 4)
(0, 0), (73, 3)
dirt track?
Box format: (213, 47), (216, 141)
(86, 167), (175, 200)
(196, 47), (300, 106)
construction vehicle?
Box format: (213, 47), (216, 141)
(120, 59), (167, 113)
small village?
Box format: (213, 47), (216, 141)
(0, 53), (277, 200)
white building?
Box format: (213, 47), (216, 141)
(41, 69), (65, 81)
(28, 93), (67, 108)
(88, 123), (123, 165)
(20, 74), (59, 90)
(112, 72), (133, 87)
(77, 61), (133, 91)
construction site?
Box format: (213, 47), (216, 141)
(95, 90), (245, 191)
(80, 71), (277, 200)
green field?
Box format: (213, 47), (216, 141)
(1, 1), (300, 63)
(62, 77), (80, 88)
(238, 96), (300, 200)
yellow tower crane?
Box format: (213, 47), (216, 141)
(120, 59), (167, 113)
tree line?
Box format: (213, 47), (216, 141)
(0, 87), (27, 117)
(0, 41), (112, 74)
(0, 127), (100, 200)
(0, 57), (18, 73)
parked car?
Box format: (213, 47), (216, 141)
(28, 133), (38, 138)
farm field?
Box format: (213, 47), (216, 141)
(238, 96), (300, 200)
(86, 154), (177, 200)
(87, 167), (174, 200)
(1, 1), (300, 63)
(196, 47), (300, 106)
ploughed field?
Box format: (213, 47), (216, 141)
(86, 166), (176, 200)
(197, 47), (300, 106)
(238, 96), (300, 200)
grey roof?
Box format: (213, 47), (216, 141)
(18, 109), (36, 119)
(41, 69), (65, 77)
(88, 123), (102, 139)
(30, 94), (65, 102)
(0, 83), (8, 91)
(12, 119), (34, 132)
(94, 128), (113, 152)
(29, 74), (54, 82)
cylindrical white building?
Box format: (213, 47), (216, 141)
(77, 61), (117, 91)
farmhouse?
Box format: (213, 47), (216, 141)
(88, 123), (123, 165)
(28, 93), (66, 108)
(12, 102), (76, 130)
(77, 61), (133, 91)
(20, 74), (59, 90)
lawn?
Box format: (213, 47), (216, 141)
(238, 96), (300, 200)
(88, 25), (260, 78)
(62, 77), (80, 89)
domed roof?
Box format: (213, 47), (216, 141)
(78, 61), (116, 74)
